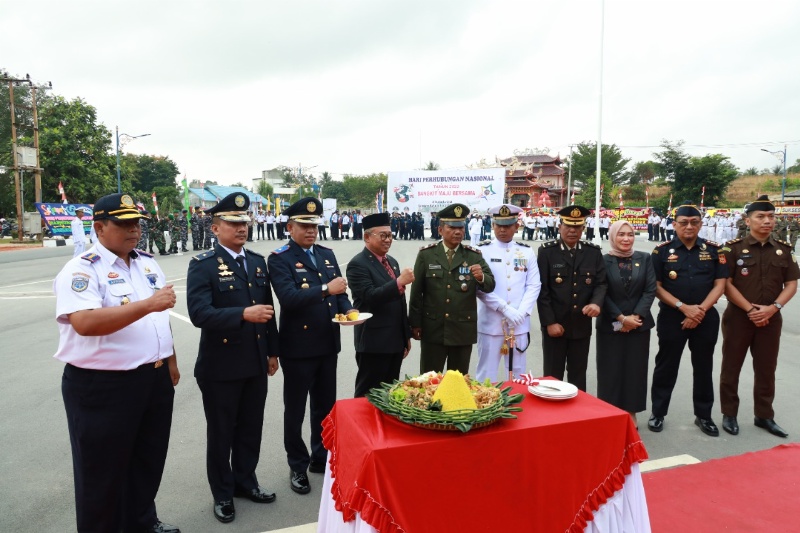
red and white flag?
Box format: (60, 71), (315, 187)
(668, 194), (673, 213)
(152, 192), (158, 212)
(700, 186), (705, 208)
(58, 181), (67, 204)
(619, 191), (624, 209)
(645, 188), (649, 208)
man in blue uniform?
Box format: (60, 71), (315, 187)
(187, 193), (280, 524)
(268, 197), (354, 495)
(648, 202), (727, 436)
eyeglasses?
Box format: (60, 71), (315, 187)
(368, 231), (393, 241)
(675, 220), (702, 227)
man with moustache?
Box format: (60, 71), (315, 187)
(648, 202), (727, 436)
(187, 193), (280, 524)
(718, 195), (799, 438)
(536, 205), (607, 391)
(268, 197), (354, 494)
(408, 203), (495, 374)
(347, 212), (414, 397)
(54, 193), (181, 533)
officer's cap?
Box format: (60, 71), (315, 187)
(285, 197), (323, 225)
(438, 203), (470, 227)
(168, 214), (174, 220)
(557, 205), (590, 226)
(93, 193), (149, 221)
(745, 195), (775, 214)
(362, 212), (390, 230)
(206, 193), (251, 222)
(489, 204), (522, 226)
(675, 201), (702, 218)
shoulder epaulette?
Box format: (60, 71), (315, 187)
(777, 239), (792, 248)
(462, 244), (482, 254)
(193, 250), (216, 261)
(419, 242), (438, 251)
(704, 240), (721, 248)
(80, 252), (101, 263)
(656, 241), (671, 248)
(478, 239), (492, 246)
(136, 249), (154, 258)
(271, 244), (290, 255)
(246, 249), (265, 258)
(540, 240), (558, 248)
(725, 238), (742, 246)
(314, 243), (331, 250)
(580, 240), (601, 249)
(514, 241), (530, 248)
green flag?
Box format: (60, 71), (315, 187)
(182, 176), (189, 210)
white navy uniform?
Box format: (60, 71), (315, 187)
(476, 239), (541, 381)
(71, 216), (87, 257)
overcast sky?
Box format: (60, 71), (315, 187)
(3, 0), (798, 185)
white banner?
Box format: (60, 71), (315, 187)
(387, 169), (506, 215)
(322, 198), (337, 227)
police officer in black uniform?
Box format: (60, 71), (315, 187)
(187, 193), (280, 524)
(536, 205), (607, 391)
(648, 202), (728, 436)
(268, 197), (354, 495)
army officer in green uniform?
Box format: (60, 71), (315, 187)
(408, 203), (496, 374)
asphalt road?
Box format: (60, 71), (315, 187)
(1, 232), (798, 532)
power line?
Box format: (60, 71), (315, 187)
(617, 140), (800, 149)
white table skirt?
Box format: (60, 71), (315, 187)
(318, 463), (650, 533)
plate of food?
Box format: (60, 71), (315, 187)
(366, 370), (524, 433)
(332, 311), (372, 325)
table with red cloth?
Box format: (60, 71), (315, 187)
(320, 382), (650, 533)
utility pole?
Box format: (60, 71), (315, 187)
(7, 79), (23, 241)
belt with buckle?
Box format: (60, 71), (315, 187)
(154, 359), (164, 369)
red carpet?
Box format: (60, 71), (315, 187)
(643, 444), (800, 532)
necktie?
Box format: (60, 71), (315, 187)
(236, 255), (247, 274)
(306, 248), (317, 267)
(381, 256), (396, 279)
(446, 248), (455, 266)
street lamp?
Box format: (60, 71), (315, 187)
(761, 145), (787, 203)
(116, 126), (151, 193)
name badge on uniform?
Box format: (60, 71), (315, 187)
(429, 264), (442, 270)
(296, 268), (307, 273)
(491, 258), (501, 262)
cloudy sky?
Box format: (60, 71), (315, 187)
(3, 0), (798, 185)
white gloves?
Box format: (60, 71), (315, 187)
(499, 304), (526, 326)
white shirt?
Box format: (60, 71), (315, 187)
(266, 215), (275, 224)
(469, 218), (483, 235)
(53, 242), (173, 370)
(600, 217), (610, 229)
(341, 214), (351, 225)
(476, 240), (541, 335)
(71, 218), (86, 244)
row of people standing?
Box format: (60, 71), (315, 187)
(390, 211), (427, 240)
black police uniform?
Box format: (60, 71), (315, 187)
(268, 198), (353, 482)
(186, 193), (280, 507)
(650, 236), (727, 420)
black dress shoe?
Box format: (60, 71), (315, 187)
(213, 500), (235, 523)
(290, 470), (311, 494)
(148, 522), (180, 533)
(648, 415), (664, 433)
(754, 417), (789, 438)
(722, 415), (739, 435)
(308, 461), (326, 474)
(695, 417), (720, 437)
(234, 486), (276, 503)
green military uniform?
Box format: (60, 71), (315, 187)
(154, 216), (169, 255)
(147, 211), (158, 253)
(168, 213), (180, 253)
(772, 216), (788, 242)
(736, 217), (747, 240)
(409, 240), (495, 374)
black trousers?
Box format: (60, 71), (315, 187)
(651, 307), (719, 419)
(266, 224), (275, 239)
(62, 362), (174, 533)
(277, 223), (285, 239)
(354, 351), (404, 397)
(256, 223), (265, 239)
(197, 374), (268, 501)
(541, 335), (591, 391)
(419, 342), (471, 374)
(318, 225), (327, 240)
(281, 355), (337, 472)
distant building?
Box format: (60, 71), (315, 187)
(498, 154), (567, 210)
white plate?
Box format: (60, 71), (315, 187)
(331, 312), (373, 326)
(527, 380), (579, 400)
(529, 390), (578, 402)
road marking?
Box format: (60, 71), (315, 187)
(261, 524), (316, 533)
(169, 310), (192, 324)
(639, 454), (701, 473)
(0, 279), (53, 289)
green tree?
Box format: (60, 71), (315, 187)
(625, 161), (659, 185)
(123, 153), (180, 193)
(575, 171), (613, 208)
(424, 161), (440, 171)
(787, 159), (800, 174)
(256, 180), (273, 199)
(568, 142), (631, 187)
(653, 140), (739, 207)
(341, 173), (388, 207)
(743, 166), (760, 176)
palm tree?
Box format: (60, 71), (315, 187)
(424, 161), (440, 171)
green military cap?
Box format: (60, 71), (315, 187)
(438, 203), (470, 227)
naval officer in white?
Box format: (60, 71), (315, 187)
(476, 204), (542, 382)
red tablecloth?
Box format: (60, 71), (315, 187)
(321, 382), (648, 533)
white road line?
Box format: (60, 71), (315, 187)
(260, 524), (316, 533)
(0, 279), (53, 289)
(639, 454), (701, 473)
(169, 310), (193, 324)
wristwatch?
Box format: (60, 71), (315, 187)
(773, 301), (783, 311)
(321, 284), (329, 297)
(675, 301), (683, 309)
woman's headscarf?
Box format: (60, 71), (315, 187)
(608, 220), (634, 258)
